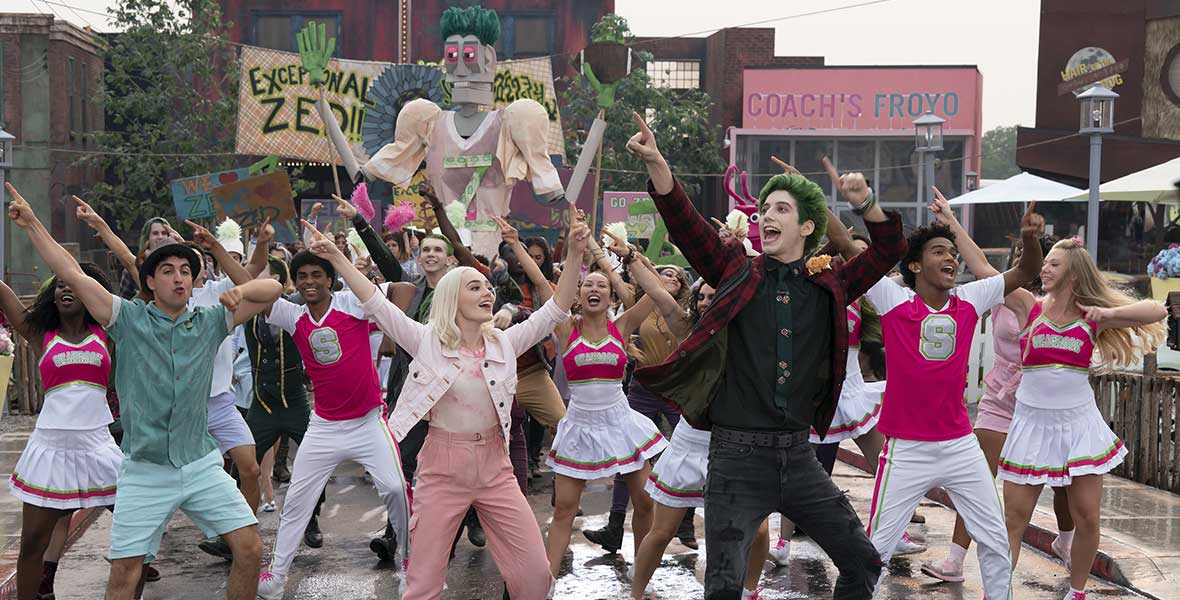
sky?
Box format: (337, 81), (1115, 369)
(0, 0), (1041, 130)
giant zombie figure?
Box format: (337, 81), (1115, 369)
(305, 6), (566, 258)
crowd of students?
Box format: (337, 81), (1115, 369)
(0, 111), (1166, 600)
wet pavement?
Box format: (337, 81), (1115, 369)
(46, 456), (1148, 599)
(0, 427), (37, 554)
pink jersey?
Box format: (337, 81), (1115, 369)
(848, 301), (863, 349)
(865, 275), (1005, 441)
(562, 320), (627, 384)
(1015, 300), (1097, 409)
(269, 294), (383, 421)
(37, 325), (113, 430)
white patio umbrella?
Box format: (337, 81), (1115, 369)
(1070, 156), (1180, 204)
(948, 172), (1085, 205)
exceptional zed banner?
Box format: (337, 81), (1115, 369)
(235, 45), (565, 164)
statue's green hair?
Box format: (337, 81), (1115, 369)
(759, 174), (829, 255)
(440, 7), (500, 46)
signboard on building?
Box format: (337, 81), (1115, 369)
(235, 45), (565, 164)
(742, 67), (981, 132)
(602, 192), (657, 238)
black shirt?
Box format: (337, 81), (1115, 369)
(710, 256), (833, 431)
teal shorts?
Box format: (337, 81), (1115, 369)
(109, 449), (257, 560)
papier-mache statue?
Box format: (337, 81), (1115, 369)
(305, 6), (566, 257)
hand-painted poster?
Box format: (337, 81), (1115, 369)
(235, 45), (565, 164)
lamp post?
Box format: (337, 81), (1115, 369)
(966, 170), (979, 191)
(0, 128), (13, 283)
(1077, 84), (1118, 259)
(914, 112), (945, 225)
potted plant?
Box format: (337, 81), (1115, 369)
(573, 14), (633, 85)
(1147, 244), (1180, 300)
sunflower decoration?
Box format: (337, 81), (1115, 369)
(361, 64), (446, 157)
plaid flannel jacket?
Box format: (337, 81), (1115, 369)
(633, 178), (906, 439)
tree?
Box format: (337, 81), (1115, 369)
(981, 125), (1019, 180)
(88, 0), (242, 230)
(560, 15), (725, 203)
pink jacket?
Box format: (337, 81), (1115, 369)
(360, 293), (570, 452)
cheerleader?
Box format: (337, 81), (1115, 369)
(1, 266), (125, 600)
(999, 237), (1165, 600)
(545, 236), (668, 581)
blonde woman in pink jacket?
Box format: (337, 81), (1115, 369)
(304, 216), (589, 600)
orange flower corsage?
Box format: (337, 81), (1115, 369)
(806, 254), (833, 275)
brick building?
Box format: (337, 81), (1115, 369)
(0, 15), (104, 294)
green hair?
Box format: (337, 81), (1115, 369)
(759, 174), (829, 255)
(423, 233), (455, 256)
(440, 6), (500, 46)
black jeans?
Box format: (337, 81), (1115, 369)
(704, 428), (881, 600)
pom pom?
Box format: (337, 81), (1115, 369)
(725, 209), (750, 237)
(351, 182), (376, 222)
(347, 228), (369, 259)
(602, 221), (628, 247)
(215, 218), (242, 243)
(384, 202), (416, 232)
(444, 201), (467, 226)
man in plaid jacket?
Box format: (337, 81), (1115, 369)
(629, 113), (906, 599)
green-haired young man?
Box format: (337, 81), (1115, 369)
(629, 113), (907, 600)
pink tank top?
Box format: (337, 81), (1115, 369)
(1019, 300), (1096, 372)
(847, 301), (862, 349)
(40, 325), (111, 392)
(562, 320), (627, 384)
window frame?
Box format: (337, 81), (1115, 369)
(646, 59), (702, 90)
(249, 10), (344, 57)
(68, 57), (76, 139)
(495, 11), (556, 60)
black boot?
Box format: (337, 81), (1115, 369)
(197, 536), (233, 561)
(465, 509), (487, 548)
(676, 508), (698, 550)
(273, 436), (291, 483)
(303, 515), (323, 548)
(583, 510), (625, 553)
(369, 521), (398, 561)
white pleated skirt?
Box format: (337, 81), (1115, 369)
(645, 421), (710, 508)
(9, 426), (123, 509)
(998, 401), (1126, 487)
(547, 381), (667, 480)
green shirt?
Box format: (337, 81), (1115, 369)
(106, 294), (231, 467)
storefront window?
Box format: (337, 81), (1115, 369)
(836, 140), (875, 182)
(932, 139), (965, 198)
(878, 140), (919, 205)
(794, 140), (833, 201)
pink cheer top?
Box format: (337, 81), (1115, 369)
(562, 320), (628, 409)
(842, 301), (867, 397)
(981, 305), (1024, 407)
(37, 325), (114, 430)
(1015, 300), (1097, 410)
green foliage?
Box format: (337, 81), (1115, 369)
(88, 0), (308, 234)
(981, 125), (1020, 180)
(561, 19), (724, 202)
(590, 14), (633, 44)
(439, 6), (500, 45)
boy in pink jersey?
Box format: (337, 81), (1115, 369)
(256, 251), (411, 600)
(863, 203), (1044, 600)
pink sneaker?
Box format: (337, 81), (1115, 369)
(741, 587), (762, 600)
(1064, 591), (1085, 600)
(767, 538), (791, 566)
(256, 571), (285, 600)
(920, 557), (965, 583)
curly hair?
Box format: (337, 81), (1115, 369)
(758, 174), (828, 255)
(900, 223), (956, 288)
(440, 6), (501, 46)
(634, 264), (692, 310)
(27, 263), (112, 335)
(524, 237), (555, 282)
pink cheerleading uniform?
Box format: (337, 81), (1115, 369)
(10, 325), (123, 509)
(810, 301), (883, 443)
(546, 320), (666, 479)
(998, 300), (1126, 486)
(975, 305), (1023, 433)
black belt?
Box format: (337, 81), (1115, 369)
(712, 427), (809, 448)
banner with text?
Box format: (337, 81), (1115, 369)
(602, 192), (657, 239)
(236, 45), (565, 163)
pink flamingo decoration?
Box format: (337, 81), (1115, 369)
(724, 164), (762, 252)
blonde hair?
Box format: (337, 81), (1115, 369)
(1052, 238), (1166, 367)
(429, 266), (496, 350)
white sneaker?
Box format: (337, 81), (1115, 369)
(626, 564), (635, 581)
(1051, 535), (1073, 569)
(919, 557), (965, 582)
(893, 532), (927, 556)
(741, 587), (762, 600)
(262, 500), (276, 513)
(256, 571), (285, 600)
(767, 538), (791, 566)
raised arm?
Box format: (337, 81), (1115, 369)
(422, 184), (482, 270)
(7, 183), (113, 326)
(334, 194), (403, 283)
(1000, 202), (1045, 297)
(1080, 299), (1168, 332)
(302, 219), (378, 304)
(0, 280), (33, 341)
(218, 279), (283, 327)
(494, 216), (552, 305)
(244, 219), (274, 278)
(188, 220), (253, 286)
(553, 217), (589, 312)
(74, 196), (138, 286)
(585, 234), (634, 307)
(604, 229), (691, 338)
(929, 187), (999, 279)
(628, 112), (741, 287)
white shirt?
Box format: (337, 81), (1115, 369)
(189, 277), (237, 398)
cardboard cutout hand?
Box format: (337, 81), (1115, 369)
(297, 22), (335, 88)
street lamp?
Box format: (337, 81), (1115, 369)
(0, 128), (13, 283)
(966, 170), (979, 191)
(1077, 84), (1118, 259)
(914, 112), (945, 225)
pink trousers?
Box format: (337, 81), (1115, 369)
(403, 427), (552, 600)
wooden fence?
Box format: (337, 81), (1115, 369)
(5, 335), (44, 415)
(1091, 354), (1180, 494)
